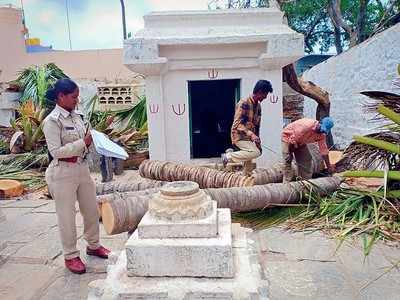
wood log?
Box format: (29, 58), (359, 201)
(97, 147), (324, 198)
(139, 160), (254, 188)
(100, 188), (162, 235)
(0, 180), (24, 198)
(96, 178), (166, 195)
(100, 177), (342, 235)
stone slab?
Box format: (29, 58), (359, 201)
(256, 227), (400, 300)
(0, 199), (17, 207)
(126, 209), (234, 278)
(88, 224), (269, 299)
(138, 201), (218, 239)
(1, 207), (32, 222)
(39, 271), (107, 300)
(0, 207), (5, 223)
(0, 212), (58, 244)
(12, 227), (62, 264)
(0, 262), (58, 300)
(0, 199), (50, 208)
(31, 201), (57, 213)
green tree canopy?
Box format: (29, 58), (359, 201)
(210, 0), (400, 54)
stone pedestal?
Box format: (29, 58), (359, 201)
(128, 208), (233, 278)
(88, 181), (268, 299)
(128, 181), (233, 278)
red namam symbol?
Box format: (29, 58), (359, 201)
(149, 104), (159, 114)
(208, 68), (219, 79)
(268, 94), (279, 104)
(171, 104), (186, 116)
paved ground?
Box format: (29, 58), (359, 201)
(0, 183), (399, 299)
(255, 229), (400, 299)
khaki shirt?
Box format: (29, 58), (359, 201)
(43, 105), (88, 162)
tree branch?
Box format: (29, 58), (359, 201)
(328, 0), (357, 46)
(371, 0), (398, 36)
(331, 25), (342, 54)
(356, 0), (370, 43)
(283, 64), (330, 108)
(283, 64), (334, 147)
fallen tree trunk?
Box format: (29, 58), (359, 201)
(101, 176), (342, 235)
(205, 176), (342, 212)
(100, 188), (162, 235)
(139, 160), (254, 188)
(139, 151), (323, 189)
(96, 178), (166, 195)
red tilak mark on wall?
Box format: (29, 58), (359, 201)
(171, 104), (186, 116)
(208, 68), (219, 79)
(268, 94), (279, 104)
(149, 104), (159, 114)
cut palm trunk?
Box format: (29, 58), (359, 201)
(100, 176), (342, 235)
(96, 178), (166, 195)
(100, 188), (161, 235)
(139, 160), (254, 188)
(139, 150), (323, 189)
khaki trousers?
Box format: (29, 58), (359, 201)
(228, 140), (261, 176)
(282, 142), (313, 183)
(46, 161), (99, 259)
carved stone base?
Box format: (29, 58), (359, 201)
(138, 201), (218, 239)
(148, 181), (214, 221)
(127, 209), (233, 278)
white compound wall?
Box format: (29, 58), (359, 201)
(302, 24), (400, 149)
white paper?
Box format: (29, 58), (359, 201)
(90, 129), (128, 160)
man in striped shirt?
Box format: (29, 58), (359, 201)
(221, 80), (273, 176)
(282, 117), (335, 182)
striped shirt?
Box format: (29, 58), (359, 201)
(282, 118), (329, 155)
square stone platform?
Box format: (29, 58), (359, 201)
(88, 223), (269, 299)
(127, 208), (233, 278)
(138, 201), (218, 239)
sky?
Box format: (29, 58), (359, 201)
(0, 0), (212, 50)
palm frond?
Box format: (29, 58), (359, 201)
(114, 95), (147, 129)
(336, 132), (400, 171)
(236, 186), (400, 256)
(13, 63), (68, 108)
(362, 93), (400, 123)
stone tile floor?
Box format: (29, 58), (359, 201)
(0, 195), (399, 299)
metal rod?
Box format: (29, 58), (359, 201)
(120, 0), (127, 40)
(65, 0), (72, 50)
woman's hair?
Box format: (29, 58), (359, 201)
(45, 78), (78, 103)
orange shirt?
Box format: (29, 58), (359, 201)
(282, 118), (329, 155)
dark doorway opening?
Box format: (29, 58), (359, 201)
(188, 79), (240, 158)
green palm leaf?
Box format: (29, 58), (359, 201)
(13, 63), (69, 108)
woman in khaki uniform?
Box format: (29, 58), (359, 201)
(43, 78), (110, 274)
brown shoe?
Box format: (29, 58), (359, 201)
(65, 257), (86, 274)
(86, 245), (110, 259)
